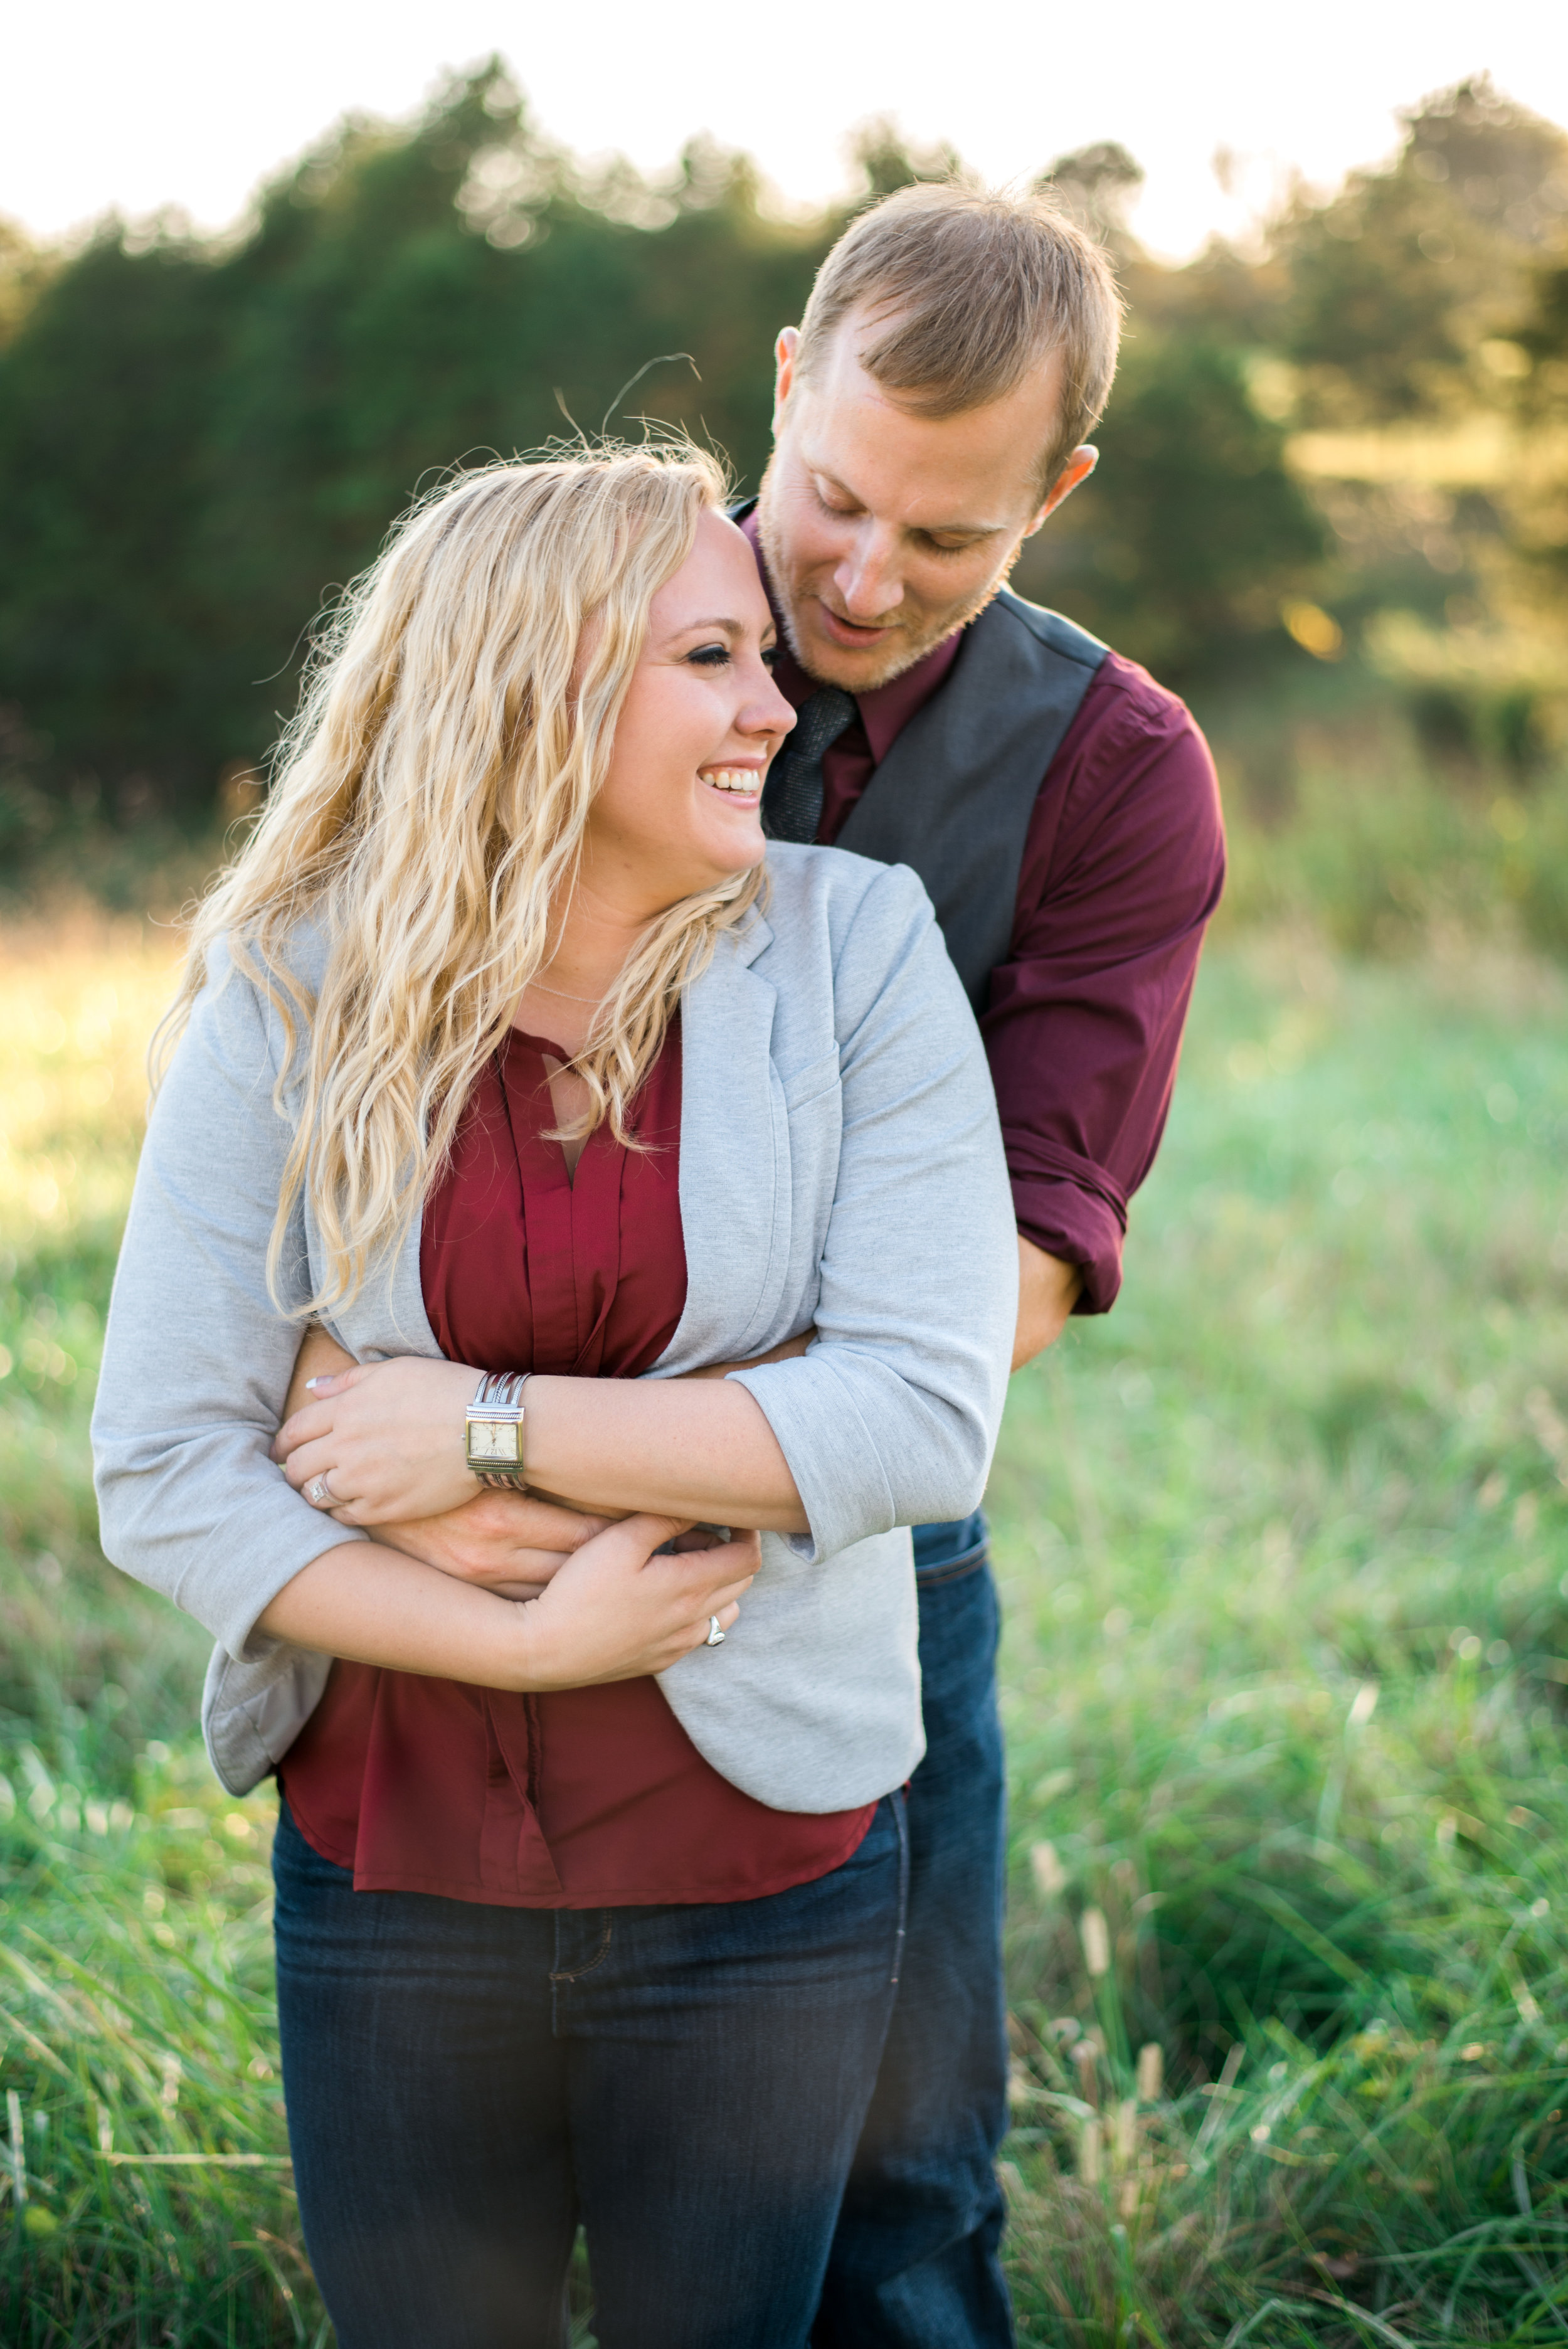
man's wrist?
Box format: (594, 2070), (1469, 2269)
(1012, 1236), (1083, 1369)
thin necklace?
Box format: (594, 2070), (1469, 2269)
(527, 976), (607, 1005)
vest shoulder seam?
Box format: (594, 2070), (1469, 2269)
(992, 590), (1108, 668)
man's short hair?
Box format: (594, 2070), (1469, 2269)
(795, 181), (1123, 494)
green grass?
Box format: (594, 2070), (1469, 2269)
(996, 940), (1568, 2342)
(1204, 680), (1568, 962)
(4, 915), (1568, 2341)
(0, 921), (320, 2342)
(0, 1754), (315, 2345)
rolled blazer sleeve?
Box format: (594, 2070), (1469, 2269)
(731, 865), (1017, 1564)
(91, 943), (368, 1661)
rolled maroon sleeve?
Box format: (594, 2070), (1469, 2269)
(980, 654), (1226, 1313)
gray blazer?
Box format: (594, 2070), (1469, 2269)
(92, 846), (1018, 1808)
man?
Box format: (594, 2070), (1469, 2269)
(739, 183), (1224, 2346)
(287, 179), (1222, 2346)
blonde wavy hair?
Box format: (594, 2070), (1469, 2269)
(157, 442), (763, 1317)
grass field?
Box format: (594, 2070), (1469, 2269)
(3, 909), (1567, 2343)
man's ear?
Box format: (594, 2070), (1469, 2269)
(1021, 445), (1099, 538)
(772, 326), (801, 431)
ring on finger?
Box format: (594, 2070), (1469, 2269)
(305, 1473), (335, 1510)
(705, 1615), (725, 1648)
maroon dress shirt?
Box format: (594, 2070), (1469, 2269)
(280, 1020), (875, 1906)
(743, 515), (1226, 1311)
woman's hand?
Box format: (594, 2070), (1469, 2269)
(271, 1327), (815, 1535)
(275, 1327), (613, 1589)
(275, 1356), (482, 1524)
(519, 1516), (759, 1687)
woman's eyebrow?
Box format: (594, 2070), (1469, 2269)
(669, 615), (747, 637)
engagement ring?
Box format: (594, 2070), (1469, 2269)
(705, 1615), (725, 1647)
(305, 1474), (334, 1509)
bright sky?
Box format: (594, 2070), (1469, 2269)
(4, 0), (1564, 262)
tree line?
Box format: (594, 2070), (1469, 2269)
(0, 63), (1564, 853)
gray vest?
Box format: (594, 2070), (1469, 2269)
(835, 590), (1108, 1009)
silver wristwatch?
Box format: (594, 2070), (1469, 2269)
(465, 1371), (531, 1490)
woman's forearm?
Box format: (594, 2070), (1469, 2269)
(521, 1374), (808, 1534)
(256, 1520), (758, 1687)
(256, 1541), (539, 1684)
(275, 1347), (810, 1532)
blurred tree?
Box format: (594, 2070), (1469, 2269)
(1017, 138), (1326, 676)
(1504, 250), (1568, 614)
(1407, 75), (1568, 249)
(1017, 333), (1325, 676)
(0, 216), (50, 347)
(847, 119), (964, 201)
(1269, 77), (1568, 425)
(1038, 141), (1144, 254)
(188, 66), (844, 775)
(1255, 77), (1568, 756)
(0, 63), (839, 825)
(0, 228), (231, 817)
(3, 63), (1565, 847)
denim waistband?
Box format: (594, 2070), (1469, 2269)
(910, 1510), (988, 1579)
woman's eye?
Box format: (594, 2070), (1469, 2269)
(761, 644), (780, 669)
(688, 644), (731, 668)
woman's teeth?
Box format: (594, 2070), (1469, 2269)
(704, 769), (759, 794)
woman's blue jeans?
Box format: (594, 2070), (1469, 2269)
(271, 1788), (908, 2349)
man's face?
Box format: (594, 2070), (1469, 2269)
(755, 313), (1094, 692)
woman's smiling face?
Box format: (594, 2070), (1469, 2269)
(585, 508), (797, 913)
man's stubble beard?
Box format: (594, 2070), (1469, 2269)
(755, 456), (1022, 694)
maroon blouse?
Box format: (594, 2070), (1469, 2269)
(279, 1021), (875, 1906)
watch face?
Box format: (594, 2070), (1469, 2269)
(469, 1418), (521, 1465)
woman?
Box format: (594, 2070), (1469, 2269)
(93, 445), (1017, 2349)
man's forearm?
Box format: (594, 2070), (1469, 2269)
(1014, 1236), (1081, 1370)
(283, 1323), (356, 1422)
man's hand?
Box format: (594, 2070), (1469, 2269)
(680, 1328), (814, 1381)
(373, 1489), (614, 1601)
(1014, 1238), (1081, 1371)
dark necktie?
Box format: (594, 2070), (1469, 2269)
(761, 686), (858, 844)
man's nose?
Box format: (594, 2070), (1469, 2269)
(835, 524), (904, 622)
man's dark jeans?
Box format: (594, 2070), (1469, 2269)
(272, 1790), (908, 2349)
(814, 1515), (1014, 2348)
